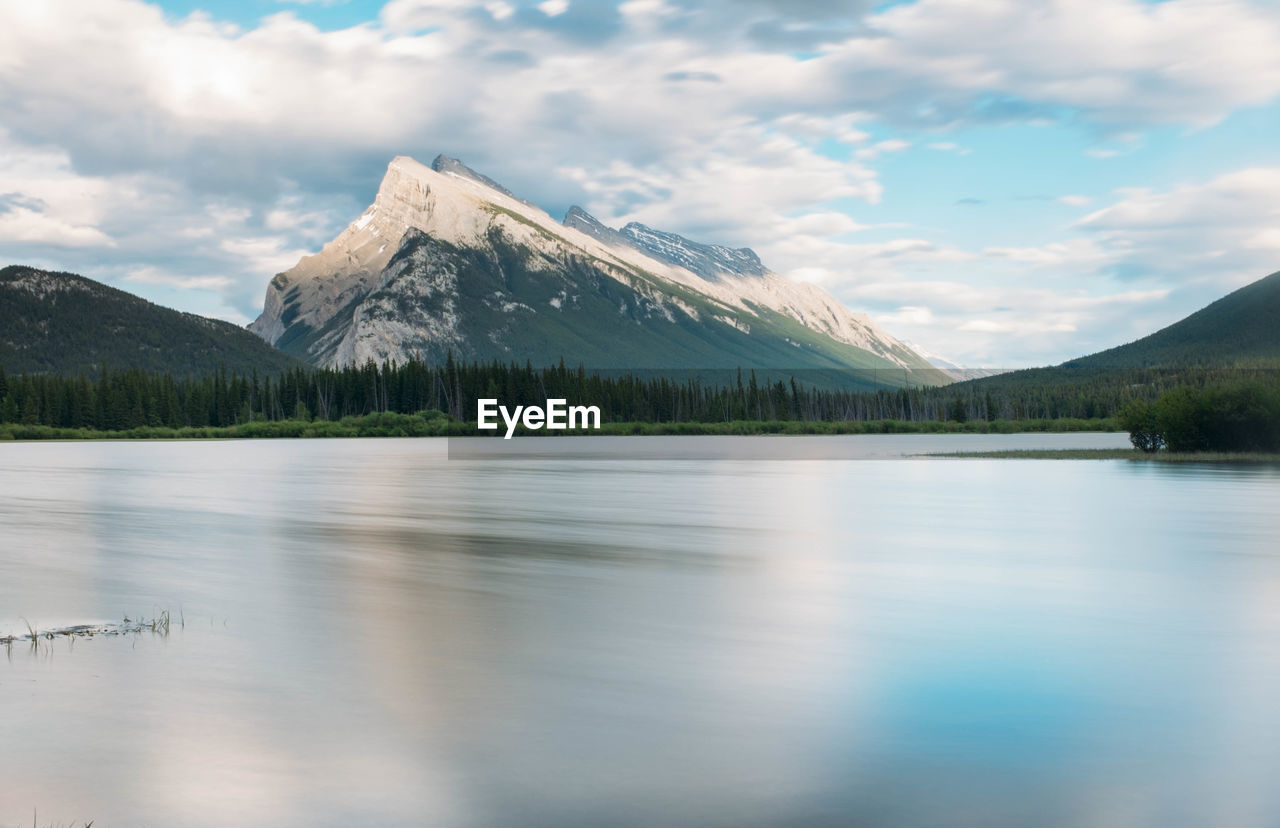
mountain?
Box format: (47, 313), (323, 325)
(901, 340), (1006, 381)
(0, 265), (303, 376)
(1063, 270), (1280, 369)
(250, 155), (941, 383)
(949, 269), (1280, 415)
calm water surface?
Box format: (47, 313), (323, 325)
(2, 436), (1279, 827)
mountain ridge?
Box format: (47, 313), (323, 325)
(250, 155), (940, 380)
(613, 219), (770, 281)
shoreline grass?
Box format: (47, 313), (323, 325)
(0, 413), (1120, 441)
(923, 448), (1280, 462)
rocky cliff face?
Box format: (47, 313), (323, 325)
(250, 155), (939, 376)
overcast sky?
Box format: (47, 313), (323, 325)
(2, 0), (1278, 366)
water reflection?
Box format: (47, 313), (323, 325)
(1, 438), (1279, 826)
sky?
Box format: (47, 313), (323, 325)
(1, 0), (1278, 367)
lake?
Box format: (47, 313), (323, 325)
(3, 435), (1280, 827)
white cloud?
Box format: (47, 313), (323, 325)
(0, 128), (353, 318)
(125, 267), (233, 291)
(1245, 228), (1280, 252)
(564, 123), (884, 241)
(618, 0), (674, 21)
(959, 319), (1018, 334)
(0, 205), (114, 247)
(878, 305), (934, 326)
(5, 0), (1272, 207)
(1073, 168), (1280, 293)
(854, 138), (910, 161)
(264, 198), (343, 242)
(1057, 195), (1092, 207)
(774, 113), (871, 145)
(839, 277), (1177, 365)
(0, 138), (119, 248)
(835, 0), (1280, 127)
(538, 0), (569, 16)
(484, 1), (514, 21)
(219, 237), (316, 279)
(1079, 169), (1280, 234)
(924, 141), (971, 155)
(983, 239), (1113, 268)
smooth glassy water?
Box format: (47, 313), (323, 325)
(2, 436), (1279, 827)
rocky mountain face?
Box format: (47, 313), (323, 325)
(250, 155), (940, 379)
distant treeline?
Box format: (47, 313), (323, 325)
(0, 358), (1275, 431)
(0, 413), (1121, 442)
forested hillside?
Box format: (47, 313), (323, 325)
(1066, 270), (1280, 369)
(0, 265), (303, 377)
(939, 269), (1280, 417)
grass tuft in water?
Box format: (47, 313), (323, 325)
(28, 807), (93, 828)
(1, 611), (177, 654)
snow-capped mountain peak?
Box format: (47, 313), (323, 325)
(250, 155), (940, 377)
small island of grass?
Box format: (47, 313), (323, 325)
(923, 448), (1280, 463)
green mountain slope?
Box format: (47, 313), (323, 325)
(931, 269), (1280, 420)
(1065, 270), (1280, 369)
(0, 265), (303, 376)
